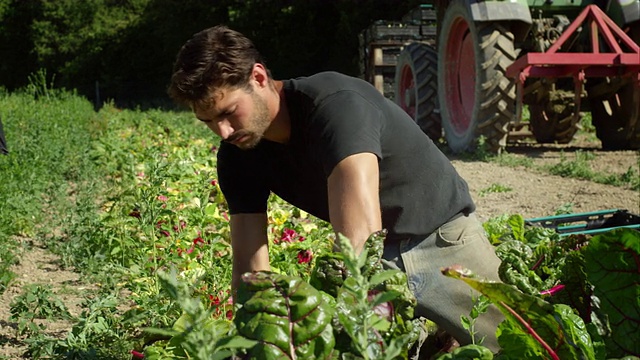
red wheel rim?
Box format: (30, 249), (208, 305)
(444, 17), (475, 135)
(398, 64), (416, 119)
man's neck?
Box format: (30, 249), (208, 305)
(263, 80), (290, 144)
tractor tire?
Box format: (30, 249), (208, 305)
(588, 82), (640, 150)
(529, 93), (580, 144)
(586, 23), (640, 150)
(437, 0), (517, 153)
(394, 43), (442, 142)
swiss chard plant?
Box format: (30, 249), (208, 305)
(145, 231), (422, 359)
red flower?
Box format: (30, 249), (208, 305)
(211, 179), (218, 186)
(209, 295), (221, 306)
(297, 249), (313, 264)
(193, 237), (205, 246)
(226, 309), (233, 320)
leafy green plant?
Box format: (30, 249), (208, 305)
(478, 183), (513, 197)
(460, 294), (491, 346)
(144, 270), (254, 360)
(454, 217), (640, 359)
(0, 242), (16, 294)
(9, 284), (72, 335)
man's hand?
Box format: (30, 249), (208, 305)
(230, 213), (270, 295)
(327, 152), (382, 255)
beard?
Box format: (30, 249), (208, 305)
(226, 91), (271, 150)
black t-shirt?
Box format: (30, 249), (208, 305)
(217, 72), (475, 239)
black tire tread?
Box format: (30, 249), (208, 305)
(395, 43), (442, 141)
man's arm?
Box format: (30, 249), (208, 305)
(327, 152), (382, 255)
(230, 213), (270, 295)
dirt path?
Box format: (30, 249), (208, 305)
(454, 140), (639, 222)
(0, 241), (89, 359)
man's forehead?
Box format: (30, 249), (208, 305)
(193, 87), (236, 113)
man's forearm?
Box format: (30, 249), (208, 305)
(231, 243), (270, 294)
(229, 213), (270, 297)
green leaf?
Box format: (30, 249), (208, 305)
(235, 271), (335, 359)
(584, 229), (640, 357)
(435, 344), (494, 359)
(369, 270), (399, 287)
(442, 266), (596, 360)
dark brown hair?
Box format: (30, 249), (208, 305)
(168, 25), (267, 107)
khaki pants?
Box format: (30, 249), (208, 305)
(382, 213), (504, 352)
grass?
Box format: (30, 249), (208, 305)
(454, 111), (639, 191)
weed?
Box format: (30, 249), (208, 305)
(461, 294), (491, 345)
(478, 183), (513, 197)
(9, 284), (72, 336)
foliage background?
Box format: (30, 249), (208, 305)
(0, 0), (422, 108)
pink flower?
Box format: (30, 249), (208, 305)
(173, 220), (187, 232)
(193, 237), (205, 246)
(297, 249), (313, 264)
(226, 309), (233, 320)
(130, 350), (144, 359)
(157, 195), (168, 202)
(281, 228), (301, 243)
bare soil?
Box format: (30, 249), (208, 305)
(455, 136), (639, 222)
(0, 135), (638, 359)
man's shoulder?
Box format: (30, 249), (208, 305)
(286, 71), (377, 100)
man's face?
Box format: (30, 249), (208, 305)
(194, 85), (271, 150)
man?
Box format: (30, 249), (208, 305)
(168, 25), (504, 351)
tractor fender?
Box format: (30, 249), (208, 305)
(468, 0), (532, 24)
(613, 0), (640, 25)
(436, 0), (533, 41)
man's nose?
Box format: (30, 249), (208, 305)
(216, 120), (234, 139)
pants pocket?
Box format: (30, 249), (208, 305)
(435, 215), (482, 248)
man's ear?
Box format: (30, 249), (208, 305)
(251, 63), (270, 89)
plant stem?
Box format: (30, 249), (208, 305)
(499, 301), (559, 360)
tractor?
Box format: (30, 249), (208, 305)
(360, 1), (640, 153)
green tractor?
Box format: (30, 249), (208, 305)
(390, 0), (640, 153)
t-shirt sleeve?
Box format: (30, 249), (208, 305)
(309, 91), (384, 176)
(217, 142), (270, 214)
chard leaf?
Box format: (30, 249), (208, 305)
(235, 272), (335, 359)
(442, 266), (595, 360)
(583, 229), (640, 357)
(435, 344), (494, 359)
(552, 250), (592, 322)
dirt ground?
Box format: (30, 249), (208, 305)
(0, 135), (638, 359)
(456, 136), (639, 222)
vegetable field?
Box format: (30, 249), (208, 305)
(1, 87), (639, 359)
